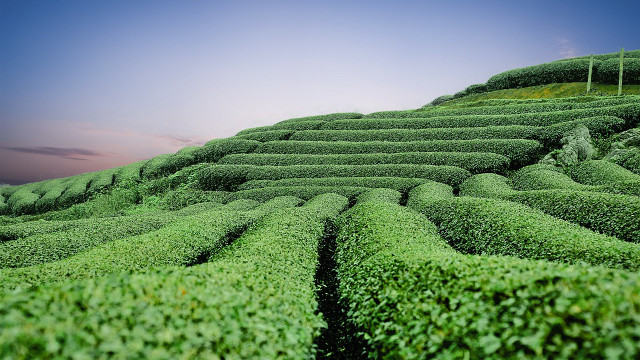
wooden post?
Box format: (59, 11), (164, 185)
(587, 55), (594, 93)
(618, 48), (624, 96)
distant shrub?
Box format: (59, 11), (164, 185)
(429, 94), (455, 106)
(595, 58), (640, 84)
(114, 160), (147, 183)
(236, 120), (325, 135)
(277, 112), (363, 124)
(193, 138), (259, 163)
(236, 130), (295, 142)
(486, 59), (596, 91)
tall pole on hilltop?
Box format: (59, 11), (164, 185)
(587, 55), (594, 93)
(618, 48), (624, 96)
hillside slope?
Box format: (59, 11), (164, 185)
(1, 49), (640, 359)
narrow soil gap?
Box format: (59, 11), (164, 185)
(185, 224), (248, 267)
(314, 221), (368, 359)
(399, 190), (409, 206)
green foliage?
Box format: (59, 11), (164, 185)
(256, 140), (542, 165)
(236, 120), (325, 135)
(408, 183), (640, 270)
(220, 151), (511, 174)
(460, 173), (640, 242)
(277, 112), (363, 123)
(227, 186), (369, 203)
(331, 102), (640, 129)
(422, 95), (640, 116)
(0, 212), (180, 268)
(7, 185), (43, 215)
(0, 194), (346, 359)
(238, 177), (430, 192)
(486, 59), (596, 91)
(569, 159), (640, 185)
(335, 199), (640, 359)
(428, 94), (455, 106)
(196, 164), (471, 191)
(0, 194), (7, 215)
(513, 164), (640, 196)
(56, 173), (94, 208)
(355, 188), (402, 204)
(86, 169), (116, 194)
(236, 129), (295, 142)
(114, 160), (147, 182)
(538, 116), (625, 147)
(34, 179), (68, 213)
(596, 58), (640, 84)
(192, 138), (260, 163)
(0, 197), (298, 292)
(290, 126), (540, 142)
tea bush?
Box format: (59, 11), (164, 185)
(220, 152), (511, 174)
(238, 177), (430, 192)
(335, 199), (640, 359)
(0, 194), (348, 359)
(256, 140), (542, 165)
(196, 164), (471, 191)
(460, 173), (640, 242)
(408, 183), (640, 270)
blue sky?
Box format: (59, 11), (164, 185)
(1, 0), (639, 183)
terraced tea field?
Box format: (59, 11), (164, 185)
(1, 50), (639, 359)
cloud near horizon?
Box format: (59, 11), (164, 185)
(0, 146), (105, 161)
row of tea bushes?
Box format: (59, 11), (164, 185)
(0, 194), (348, 359)
(407, 182), (640, 271)
(196, 164), (471, 191)
(326, 103), (640, 130)
(413, 95), (639, 118)
(460, 173), (640, 242)
(0, 201), (234, 268)
(227, 186), (370, 203)
(0, 197), (300, 293)
(255, 140), (542, 166)
(568, 160), (640, 185)
(335, 197), (640, 358)
(238, 177), (430, 192)
(289, 125), (541, 142)
(236, 120), (325, 135)
(366, 96), (640, 119)
(292, 117), (624, 147)
(219, 152), (511, 174)
(513, 164), (640, 196)
(486, 57), (640, 91)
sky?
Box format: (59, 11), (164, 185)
(1, 0), (639, 184)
